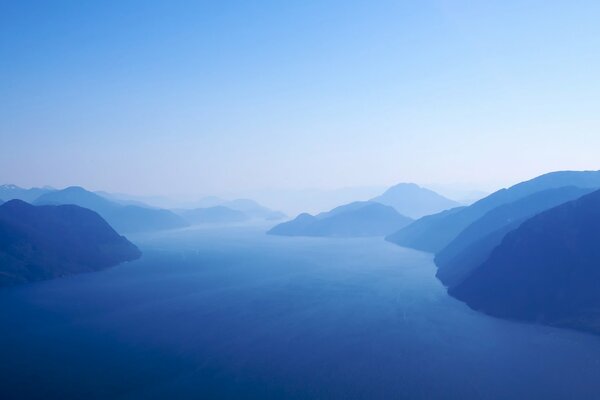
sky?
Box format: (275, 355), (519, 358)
(2, 0), (600, 200)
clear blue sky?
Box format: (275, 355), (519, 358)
(2, 0), (599, 197)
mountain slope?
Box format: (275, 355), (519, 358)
(221, 199), (286, 220)
(35, 187), (188, 233)
(435, 186), (595, 287)
(450, 189), (600, 334)
(0, 200), (141, 286)
(385, 207), (466, 252)
(386, 170), (600, 253)
(371, 183), (461, 219)
(268, 201), (413, 237)
(0, 184), (54, 203)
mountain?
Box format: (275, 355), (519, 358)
(385, 207), (466, 252)
(35, 187), (188, 233)
(386, 170), (600, 253)
(180, 206), (250, 224)
(0, 200), (141, 286)
(179, 197), (285, 221)
(220, 199), (286, 220)
(0, 184), (54, 203)
(450, 189), (600, 335)
(189, 196), (227, 208)
(371, 183), (461, 219)
(95, 191), (155, 208)
(435, 186), (595, 288)
(268, 201), (413, 237)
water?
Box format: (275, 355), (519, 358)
(2, 226), (600, 399)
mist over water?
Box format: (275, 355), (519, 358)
(2, 226), (600, 399)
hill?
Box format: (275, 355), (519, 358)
(435, 186), (595, 287)
(371, 183), (461, 219)
(35, 186), (188, 233)
(0, 184), (54, 203)
(268, 201), (413, 237)
(220, 199), (286, 220)
(0, 200), (141, 286)
(385, 170), (600, 253)
(450, 189), (600, 335)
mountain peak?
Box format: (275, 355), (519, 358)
(371, 183), (461, 219)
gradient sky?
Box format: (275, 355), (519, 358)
(2, 1), (600, 198)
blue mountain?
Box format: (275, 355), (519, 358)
(35, 186), (188, 233)
(220, 199), (286, 220)
(371, 183), (461, 219)
(180, 206), (250, 224)
(435, 186), (595, 288)
(0, 184), (54, 203)
(0, 200), (141, 286)
(386, 170), (600, 253)
(450, 189), (600, 335)
(268, 201), (413, 237)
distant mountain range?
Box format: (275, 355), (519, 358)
(371, 183), (461, 219)
(450, 189), (600, 335)
(176, 198), (286, 225)
(0, 200), (140, 286)
(0, 184), (285, 229)
(35, 187), (188, 233)
(180, 206), (250, 224)
(381, 170), (600, 335)
(0, 184), (54, 203)
(386, 171), (600, 253)
(268, 201), (413, 237)
(219, 199), (286, 220)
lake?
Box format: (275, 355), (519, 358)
(2, 226), (600, 399)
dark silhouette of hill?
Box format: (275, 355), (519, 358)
(0, 200), (141, 286)
(435, 186), (595, 288)
(385, 170), (600, 253)
(268, 201), (413, 237)
(450, 189), (600, 335)
(371, 183), (461, 219)
(35, 187), (188, 233)
(0, 184), (54, 203)
(180, 206), (250, 224)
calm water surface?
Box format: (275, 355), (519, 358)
(2, 226), (600, 399)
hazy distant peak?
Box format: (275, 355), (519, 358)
(35, 186), (188, 233)
(371, 183), (461, 219)
(269, 201), (412, 237)
(0, 184), (22, 190)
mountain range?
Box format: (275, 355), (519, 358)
(0, 184), (54, 203)
(176, 198), (285, 225)
(268, 201), (413, 237)
(0, 200), (141, 286)
(450, 189), (600, 334)
(379, 170), (600, 335)
(35, 187), (188, 233)
(435, 186), (595, 288)
(370, 183), (461, 219)
(386, 171), (600, 253)
(179, 206), (250, 224)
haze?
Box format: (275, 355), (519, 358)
(2, 1), (600, 200)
